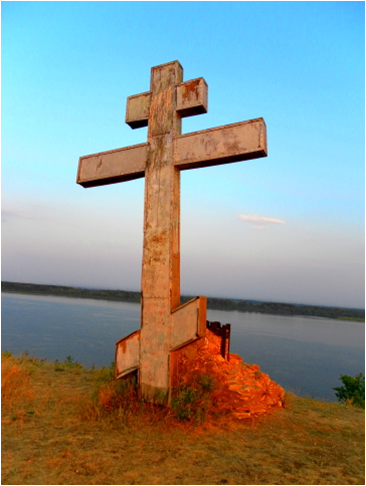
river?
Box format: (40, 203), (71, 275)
(2, 292), (364, 401)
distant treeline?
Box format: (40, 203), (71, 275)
(2, 281), (364, 321)
(1, 281), (141, 303)
(193, 296), (365, 321)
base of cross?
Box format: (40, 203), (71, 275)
(115, 308), (284, 419)
(170, 324), (285, 419)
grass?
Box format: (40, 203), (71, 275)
(2, 352), (365, 485)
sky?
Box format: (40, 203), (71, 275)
(2, 1), (365, 309)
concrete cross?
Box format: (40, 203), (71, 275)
(77, 61), (267, 403)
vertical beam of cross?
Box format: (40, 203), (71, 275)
(77, 61), (267, 403)
(140, 62), (183, 399)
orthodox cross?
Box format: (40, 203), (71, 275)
(77, 61), (267, 403)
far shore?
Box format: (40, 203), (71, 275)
(2, 281), (364, 322)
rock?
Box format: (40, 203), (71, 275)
(171, 329), (285, 419)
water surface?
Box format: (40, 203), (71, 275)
(2, 292), (364, 401)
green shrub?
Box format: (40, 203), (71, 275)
(94, 361), (115, 386)
(333, 373), (365, 409)
(198, 373), (215, 392)
(171, 374), (216, 423)
(54, 355), (83, 372)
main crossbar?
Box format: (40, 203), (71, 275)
(174, 118), (267, 170)
(77, 143), (148, 188)
(77, 119), (266, 188)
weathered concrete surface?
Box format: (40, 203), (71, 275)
(175, 119), (267, 170)
(126, 91), (151, 129)
(76, 61), (268, 404)
(176, 78), (208, 117)
(139, 62), (182, 402)
(115, 330), (140, 379)
(77, 143), (148, 188)
(170, 296), (207, 350)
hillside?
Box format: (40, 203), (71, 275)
(2, 352), (364, 485)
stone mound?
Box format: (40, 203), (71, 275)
(171, 329), (285, 419)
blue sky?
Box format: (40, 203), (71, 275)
(2, 1), (364, 308)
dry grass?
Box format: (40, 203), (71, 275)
(2, 353), (364, 485)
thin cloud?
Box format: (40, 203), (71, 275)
(238, 214), (286, 228)
(2, 209), (20, 222)
(1, 208), (37, 223)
